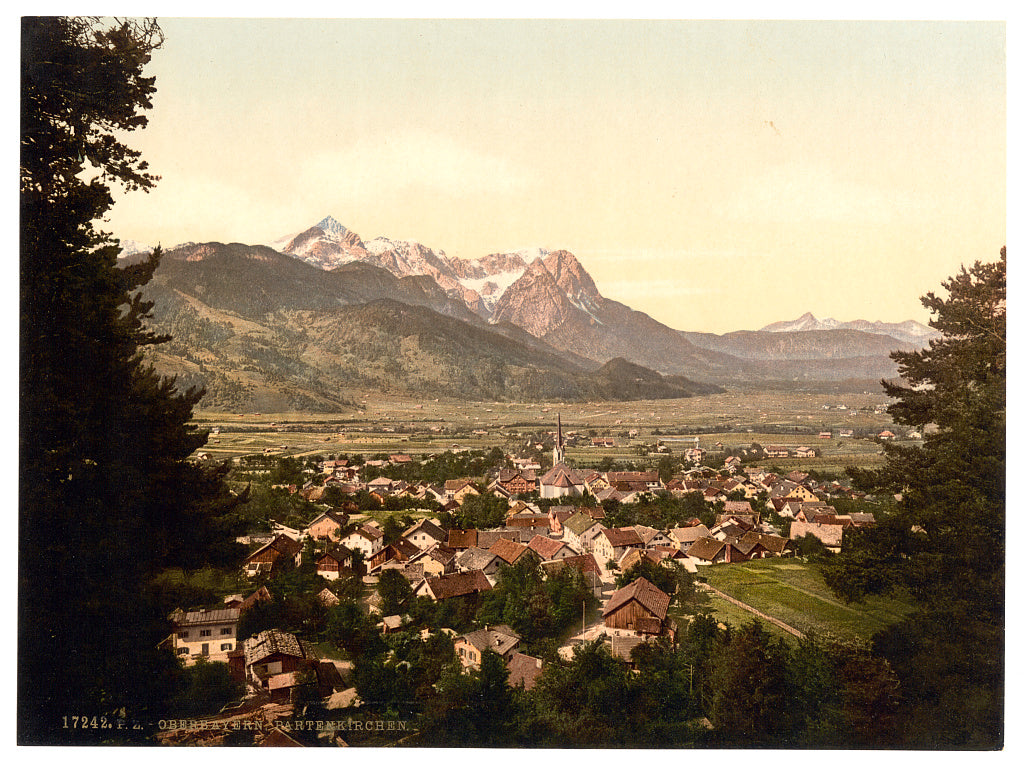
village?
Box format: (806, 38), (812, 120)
(158, 416), (884, 746)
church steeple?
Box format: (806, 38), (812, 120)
(553, 413), (565, 465)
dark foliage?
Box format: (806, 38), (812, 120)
(824, 250), (1005, 748)
(19, 17), (245, 743)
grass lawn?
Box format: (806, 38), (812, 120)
(695, 559), (917, 644)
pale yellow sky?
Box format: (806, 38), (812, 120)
(105, 18), (1006, 334)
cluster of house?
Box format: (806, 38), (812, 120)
(163, 419), (879, 720)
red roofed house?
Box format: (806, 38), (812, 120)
(526, 534), (578, 562)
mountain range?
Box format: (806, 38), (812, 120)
(124, 217), (938, 411)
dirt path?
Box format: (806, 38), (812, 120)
(699, 584), (805, 639)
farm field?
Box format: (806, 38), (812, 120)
(192, 386), (901, 472)
(695, 559), (918, 644)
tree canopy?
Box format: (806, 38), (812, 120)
(823, 248), (1005, 748)
(19, 17), (244, 743)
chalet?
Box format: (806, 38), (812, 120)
(169, 607), (240, 664)
(494, 468), (538, 495)
(455, 624), (521, 669)
(306, 510), (349, 541)
(316, 545), (354, 580)
(507, 652), (544, 690)
(340, 523), (385, 558)
(563, 512), (604, 553)
(402, 518), (447, 551)
(415, 570), (493, 601)
(243, 534), (302, 577)
(243, 629), (321, 702)
(539, 463), (587, 499)
(790, 521), (844, 552)
(593, 527), (644, 565)
(526, 534), (578, 562)
(602, 577), (672, 638)
(632, 524), (672, 549)
(368, 538), (420, 572)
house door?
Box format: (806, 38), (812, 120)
(201, 643), (209, 656)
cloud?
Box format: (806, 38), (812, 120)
(299, 131), (534, 199)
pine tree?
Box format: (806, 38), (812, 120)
(823, 249), (1005, 747)
(20, 17), (244, 743)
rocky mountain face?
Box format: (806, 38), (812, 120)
(121, 216), (936, 408)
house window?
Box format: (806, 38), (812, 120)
(179, 631), (189, 639)
(220, 643), (232, 651)
(200, 629), (212, 637)
(220, 627), (232, 635)
(176, 647), (189, 655)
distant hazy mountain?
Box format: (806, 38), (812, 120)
(761, 312), (936, 346)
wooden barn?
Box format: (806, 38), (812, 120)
(602, 576), (672, 637)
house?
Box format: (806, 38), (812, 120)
(340, 523), (385, 558)
(477, 529), (522, 550)
(243, 534), (302, 577)
(539, 463), (587, 498)
(456, 547), (504, 575)
(541, 553), (603, 595)
(793, 447), (816, 458)
(632, 525), (672, 549)
(169, 607), (240, 664)
(447, 528), (478, 552)
(765, 445), (790, 458)
(316, 545), (354, 580)
(878, 430), (896, 440)
(368, 538), (421, 573)
(790, 521), (844, 552)
(602, 577), (672, 638)
(408, 544), (458, 577)
(526, 534), (578, 562)
(489, 537), (534, 567)
(305, 509), (349, 541)
(415, 570), (493, 601)
(593, 526), (644, 565)
(494, 468), (538, 495)
(686, 537), (729, 565)
(607, 470), (664, 492)
(402, 518), (447, 551)
(669, 524), (711, 550)
(722, 500), (756, 518)
(455, 624), (521, 669)
(243, 629), (325, 702)
(507, 652), (544, 690)
(618, 547), (665, 572)
(563, 511), (604, 553)
(444, 478), (480, 504)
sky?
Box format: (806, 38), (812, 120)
(102, 16), (1007, 334)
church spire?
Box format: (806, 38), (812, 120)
(553, 413), (565, 465)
